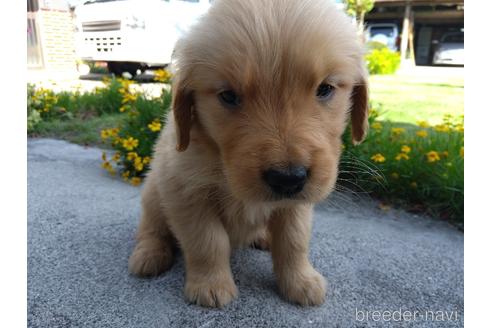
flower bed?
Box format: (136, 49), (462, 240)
(341, 106), (464, 221)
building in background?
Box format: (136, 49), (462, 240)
(27, 0), (77, 73)
(366, 0), (464, 66)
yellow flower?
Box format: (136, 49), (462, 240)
(153, 69), (172, 83)
(440, 151), (449, 158)
(148, 120), (162, 132)
(433, 124), (450, 133)
(416, 130), (428, 138)
(112, 152), (121, 162)
(130, 177), (142, 186)
(369, 108), (380, 117)
(401, 145), (411, 154)
(371, 153), (386, 163)
(100, 129), (110, 140)
(122, 93), (137, 104)
(119, 79), (133, 89)
(126, 152), (139, 161)
(460, 147), (464, 158)
(454, 124), (464, 133)
(395, 153), (410, 161)
(102, 76), (112, 85)
(101, 151), (107, 162)
(391, 127), (405, 136)
(122, 171), (130, 181)
(371, 122), (383, 131)
(142, 156), (151, 165)
(122, 137), (139, 151)
(101, 161), (115, 175)
(134, 156), (144, 172)
(391, 172), (399, 179)
(135, 163), (144, 172)
(417, 121), (430, 128)
(410, 182), (417, 189)
(113, 137), (122, 145)
(118, 87), (126, 95)
(426, 151), (441, 163)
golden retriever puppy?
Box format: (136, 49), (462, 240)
(129, 0), (368, 308)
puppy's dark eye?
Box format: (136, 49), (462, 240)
(316, 83), (334, 101)
(218, 90), (241, 108)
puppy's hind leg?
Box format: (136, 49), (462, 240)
(129, 179), (175, 277)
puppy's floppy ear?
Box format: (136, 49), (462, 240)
(350, 75), (369, 145)
(172, 78), (194, 152)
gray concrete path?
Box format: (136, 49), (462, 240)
(27, 139), (463, 328)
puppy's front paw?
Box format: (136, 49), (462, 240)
(185, 274), (238, 308)
(128, 239), (174, 277)
(278, 266), (327, 306)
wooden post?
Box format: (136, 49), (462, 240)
(408, 10), (415, 65)
(400, 2), (411, 62)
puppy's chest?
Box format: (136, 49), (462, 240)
(220, 200), (273, 248)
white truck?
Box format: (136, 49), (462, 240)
(365, 23), (400, 52)
(73, 0), (212, 76)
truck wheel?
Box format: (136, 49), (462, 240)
(107, 62), (123, 76)
(107, 62), (140, 77)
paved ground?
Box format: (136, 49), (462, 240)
(27, 139), (464, 328)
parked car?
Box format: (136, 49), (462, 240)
(366, 23), (399, 52)
(432, 32), (464, 66)
(74, 0), (212, 76)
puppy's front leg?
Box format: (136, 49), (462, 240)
(171, 210), (237, 308)
(269, 205), (327, 306)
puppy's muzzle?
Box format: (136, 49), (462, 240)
(262, 165), (308, 198)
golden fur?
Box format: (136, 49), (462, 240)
(129, 0), (368, 308)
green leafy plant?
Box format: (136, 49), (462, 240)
(27, 84), (41, 132)
(100, 70), (173, 185)
(366, 47), (401, 75)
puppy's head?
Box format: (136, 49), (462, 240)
(171, 0), (368, 204)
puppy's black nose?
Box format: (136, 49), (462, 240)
(262, 166), (308, 197)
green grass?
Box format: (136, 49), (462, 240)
(369, 73), (464, 124)
(30, 114), (126, 148)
